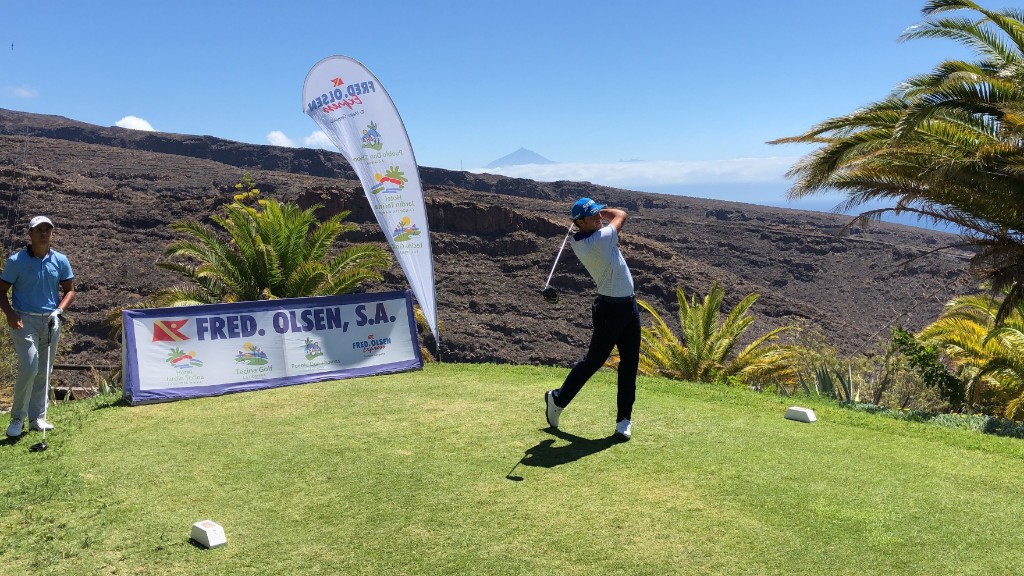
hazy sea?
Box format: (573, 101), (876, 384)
(640, 182), (956, 233)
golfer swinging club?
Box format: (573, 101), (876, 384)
(1, 216), (76, 438)
(545, 198), (640, 440)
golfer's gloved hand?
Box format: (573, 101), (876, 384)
(48, 308), (62, 326)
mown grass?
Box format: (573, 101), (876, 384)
(2, 363), (1024, 575)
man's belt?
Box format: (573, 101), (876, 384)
(14, 310), (53, 317)
(596, 294), (635, 303)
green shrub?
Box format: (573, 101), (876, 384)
(845, 403), (1024, 439)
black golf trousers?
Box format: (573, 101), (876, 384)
(555, 296), (641, 421)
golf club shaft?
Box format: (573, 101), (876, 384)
(544, 223), (574, 290)
(44, 317), (55, 436)
(30, 320), (57, 452)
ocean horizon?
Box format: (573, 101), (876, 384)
(637, 182), (957, 233)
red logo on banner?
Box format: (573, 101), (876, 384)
(331, 77), (344, 87)
(152, 320), (190, 342)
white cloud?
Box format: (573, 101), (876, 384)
(471, 157), (799, 188)
(264, 130), (333, 150)
(10, 85), (38, 99)
(303, 131), (333, 149)
(115, 115), (155, 131)
(267, 130), (296, 147)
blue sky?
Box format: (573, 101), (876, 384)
(0, 0), (979, 209)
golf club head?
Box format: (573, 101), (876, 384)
(29, 441), (47, 452)
(542, 287), (559, 305)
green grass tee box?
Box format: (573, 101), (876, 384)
(2, 363), (1024, 575)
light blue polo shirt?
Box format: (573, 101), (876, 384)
(0, 248), (74, 314)
(570, 226), (634, 298)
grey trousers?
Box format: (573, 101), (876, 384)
(8, 313), (60, 421)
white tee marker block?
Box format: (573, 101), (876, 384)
(190, 519), (227, 549)
(784, 406), (817, 423)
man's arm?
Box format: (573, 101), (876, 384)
(57, 279), (76, 312)
(0, 280), (21, 329)
(600, 208), (628, 232)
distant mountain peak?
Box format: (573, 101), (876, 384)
(485, 148), (555, 168)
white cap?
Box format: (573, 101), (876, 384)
(28, 216), (53, 230)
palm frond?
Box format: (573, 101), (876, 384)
(635, 285), (797, 386)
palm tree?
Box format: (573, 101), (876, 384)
(770, 0), (1024, 322)
(154, 198), (391, 305)
(104, 183), (392, 340)
(983, 321), (1024, 417)
(918, 288), (1024, 417)
(413, 303), (441, 362)
(637, 281), (798, 386)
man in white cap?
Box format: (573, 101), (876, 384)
(1, 216), (76, 438)
(545, 198), (640, 440)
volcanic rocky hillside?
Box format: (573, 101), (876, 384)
(0, 108), (973, 377)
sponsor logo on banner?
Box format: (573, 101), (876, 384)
(235, 343), (270, 365)
(370, 166), (408, 194)
(361, 121), (383, 151)
(354, 334), (392, 357)
(306, 77), (377, 115)
(303, 337), (324, 360)
(391, 216), (422, 242)
(153, 319), (190, 342)
(234, 342), (273, 380)
(166, 347), (203, 369)
(291, 337), (345, 370)
(161, 303), (397, 343)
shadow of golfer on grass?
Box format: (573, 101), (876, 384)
(520, 428), (621, 469)
(0, 435), (22, 448)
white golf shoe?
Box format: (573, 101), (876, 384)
(6, 417), (24, 438)
(30, 418), (54, 432)
(545, 390), (563, 428)
(615, 419), (632, 441)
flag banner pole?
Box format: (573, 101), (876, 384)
(303, 56), (438, 343)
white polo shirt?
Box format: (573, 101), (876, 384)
(570, 225), (634, 298)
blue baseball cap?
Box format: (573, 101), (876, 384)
(571, 197), (605, 220)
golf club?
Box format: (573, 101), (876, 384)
(29, 315), (57, 453)
(542, 223), (574, 305)
(29, 427), (46, 452)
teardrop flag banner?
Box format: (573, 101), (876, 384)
(303, 55), (438, 343)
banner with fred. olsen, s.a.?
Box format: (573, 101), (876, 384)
(122, 291), (421, 405)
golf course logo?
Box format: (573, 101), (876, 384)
(235, 342), (270, 365)
(361, 121), (383, 151)
(370, 166), (408, 194)
(152, 319), (190, 342)
(303, 337), (324, 360)
(166, 347), (203, 369)
(391, 216), (422, 242)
